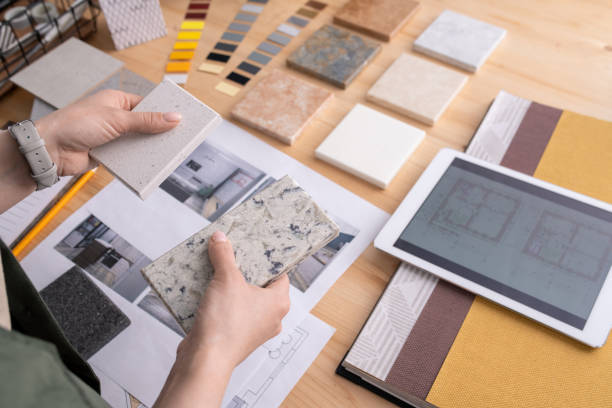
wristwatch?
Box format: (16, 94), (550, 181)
(8, 120), (60, 190)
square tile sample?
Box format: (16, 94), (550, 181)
(99, 0), (167, 50)
(413, 10), (506, 72)
(91, 80), (222, 199)
(231, 69), (333, 145)
(142, 176), (340, 332)
(367, 53), (467, 125)
(287, 25), (381, 89)
(315, 104), (425, 188)
(333, 0), (420, 41)
(40, 266), (130, 359)
(11, 38), (123, 108)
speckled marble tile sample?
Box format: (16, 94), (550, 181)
(91, 80), (221, 199)
(413, 10), (506, 72)
(315, 104), (425, 188)
(231, 69), (333, 145)
(40, 266), (130, 359)
(367, 53), (467, 125)
(333, 0), (420, 41)
(287, 25), (381, 89)
(11, 37), (124, 108)
(142, 176), (340, 332)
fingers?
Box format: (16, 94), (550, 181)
(208, 231), (243, 284)
(115, 110), (182, 135)
(265, 274), (291, 317)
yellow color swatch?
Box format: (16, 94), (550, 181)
(215, 82), (240, 96)
(174, 41), (198, 50)
(166, 61), (191, 73)
(181, 21), (205, 30)
(427, 110), (612, 408)
(169, 51), (195, 60)
(177, 31), (201, 40)
(198, 62), (224, 74)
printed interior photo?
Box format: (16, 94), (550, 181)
(160, 141), (266, 222)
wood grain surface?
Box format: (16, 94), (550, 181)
(2, 1), (611, 406)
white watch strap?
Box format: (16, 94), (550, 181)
(8, 120), (59, 190)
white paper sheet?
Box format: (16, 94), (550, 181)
(93, 365), (132, 408)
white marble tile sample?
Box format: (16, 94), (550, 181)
(11, 38), (124, 108)
(367, 53), (467, 125)
(413, 10), (506, 72)
(141, 176), (340, 332)
(91, 79), (221, 199)
(315, 104), (425, 188)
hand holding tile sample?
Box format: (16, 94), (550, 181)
(91, 80), (221, 199)
(413, 10), (506, 72)
(231, 69), (333, 145)
(367, 53), (467, 125)
(287, 25), (380, 89)
(142, 176), (340, 332)
(333, 0), (420, 41)
(315, 104), (425, 188)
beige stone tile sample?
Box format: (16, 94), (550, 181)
(231, 69), (333, 145)
(141, 176), (340, 332)
(11, 37), (124, 108)
(333, 0), (420, 42)
(315, 104), (425, 188)
(367, 53), (467, 125)
(91, 80), (221, 199)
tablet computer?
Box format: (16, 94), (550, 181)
(375, 148), (612, 347)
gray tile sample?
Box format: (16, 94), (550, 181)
(142, 176), (340, 332)
(40, 266), (130, 359)
(277, 23), (300, 37)
(413, 10), (506, 72)
(87, 70), (121, 96)
(11, 37), (124, 108)
(238, 61), (261, 75)
(90, 80), (222, 199)
(249, 0), (268, 3)
(287, 25), (381, 89)
(267, 32), (291, 46)
(222, 32), (245, 42)
(30, 98), (56, 121)
(235, 12), (257, 23)
(287, 15), (309, 27)
(257, 42), (282, 55)
(242, 4), (264, 14)
(248, 51), (272, 65)
(119, 69), (156, 97)
(228, 22), (251, 33)
(215, 42), (238, 52)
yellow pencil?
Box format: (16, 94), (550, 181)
(13, 169), (96, 257)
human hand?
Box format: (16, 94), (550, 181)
(35, 89), (181, 176)
(154, 231), (290, 408)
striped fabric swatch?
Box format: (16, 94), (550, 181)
(164, 0), (211, 85)
(214, 0), (326, 97)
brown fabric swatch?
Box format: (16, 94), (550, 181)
(385, 280), (474, 399)
(500, 102), (563, 175)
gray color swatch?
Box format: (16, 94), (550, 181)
(228, 22), (251, 33)
(241, 4), (264, 14)
(287, 15), (309, 27)
(90, 80), (222, 199)
(277, 23), (300, 37)
(267, 32), (291, 46)
(142, 176), (340, 332)
(40, 266), (131, 359)
(257, 41), (282, 55)
(11, 37), (124, 108)
(235, 12), (257, 23)
(222, 31), (245, 43)
(248, 51), (272, 65)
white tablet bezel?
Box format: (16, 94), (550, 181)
(375, 148), (612, 347)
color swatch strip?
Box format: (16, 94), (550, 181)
(198, 0), (271, 76)
(164, 0), (211, 85)
(214, 0), (327, 96)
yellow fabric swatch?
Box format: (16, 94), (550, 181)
(181, 21), (205, 30)
(177, 31), (201, 40)
(169, 51), (195, 60)
(215, 82), (240, 96)
(166, 62), (191, 73)
(198, 62), (224, 74)
(174, 42), (198, 50)
(427, 110), (612, 408)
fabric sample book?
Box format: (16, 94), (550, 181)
(142, 176), (340, 332)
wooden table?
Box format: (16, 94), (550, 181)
(2, 0), (611, 406)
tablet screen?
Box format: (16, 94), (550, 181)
(394, 158), (612, 329)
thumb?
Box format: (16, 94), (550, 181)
(116, 110), (182, 135)
(208, 231), (243, 284)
